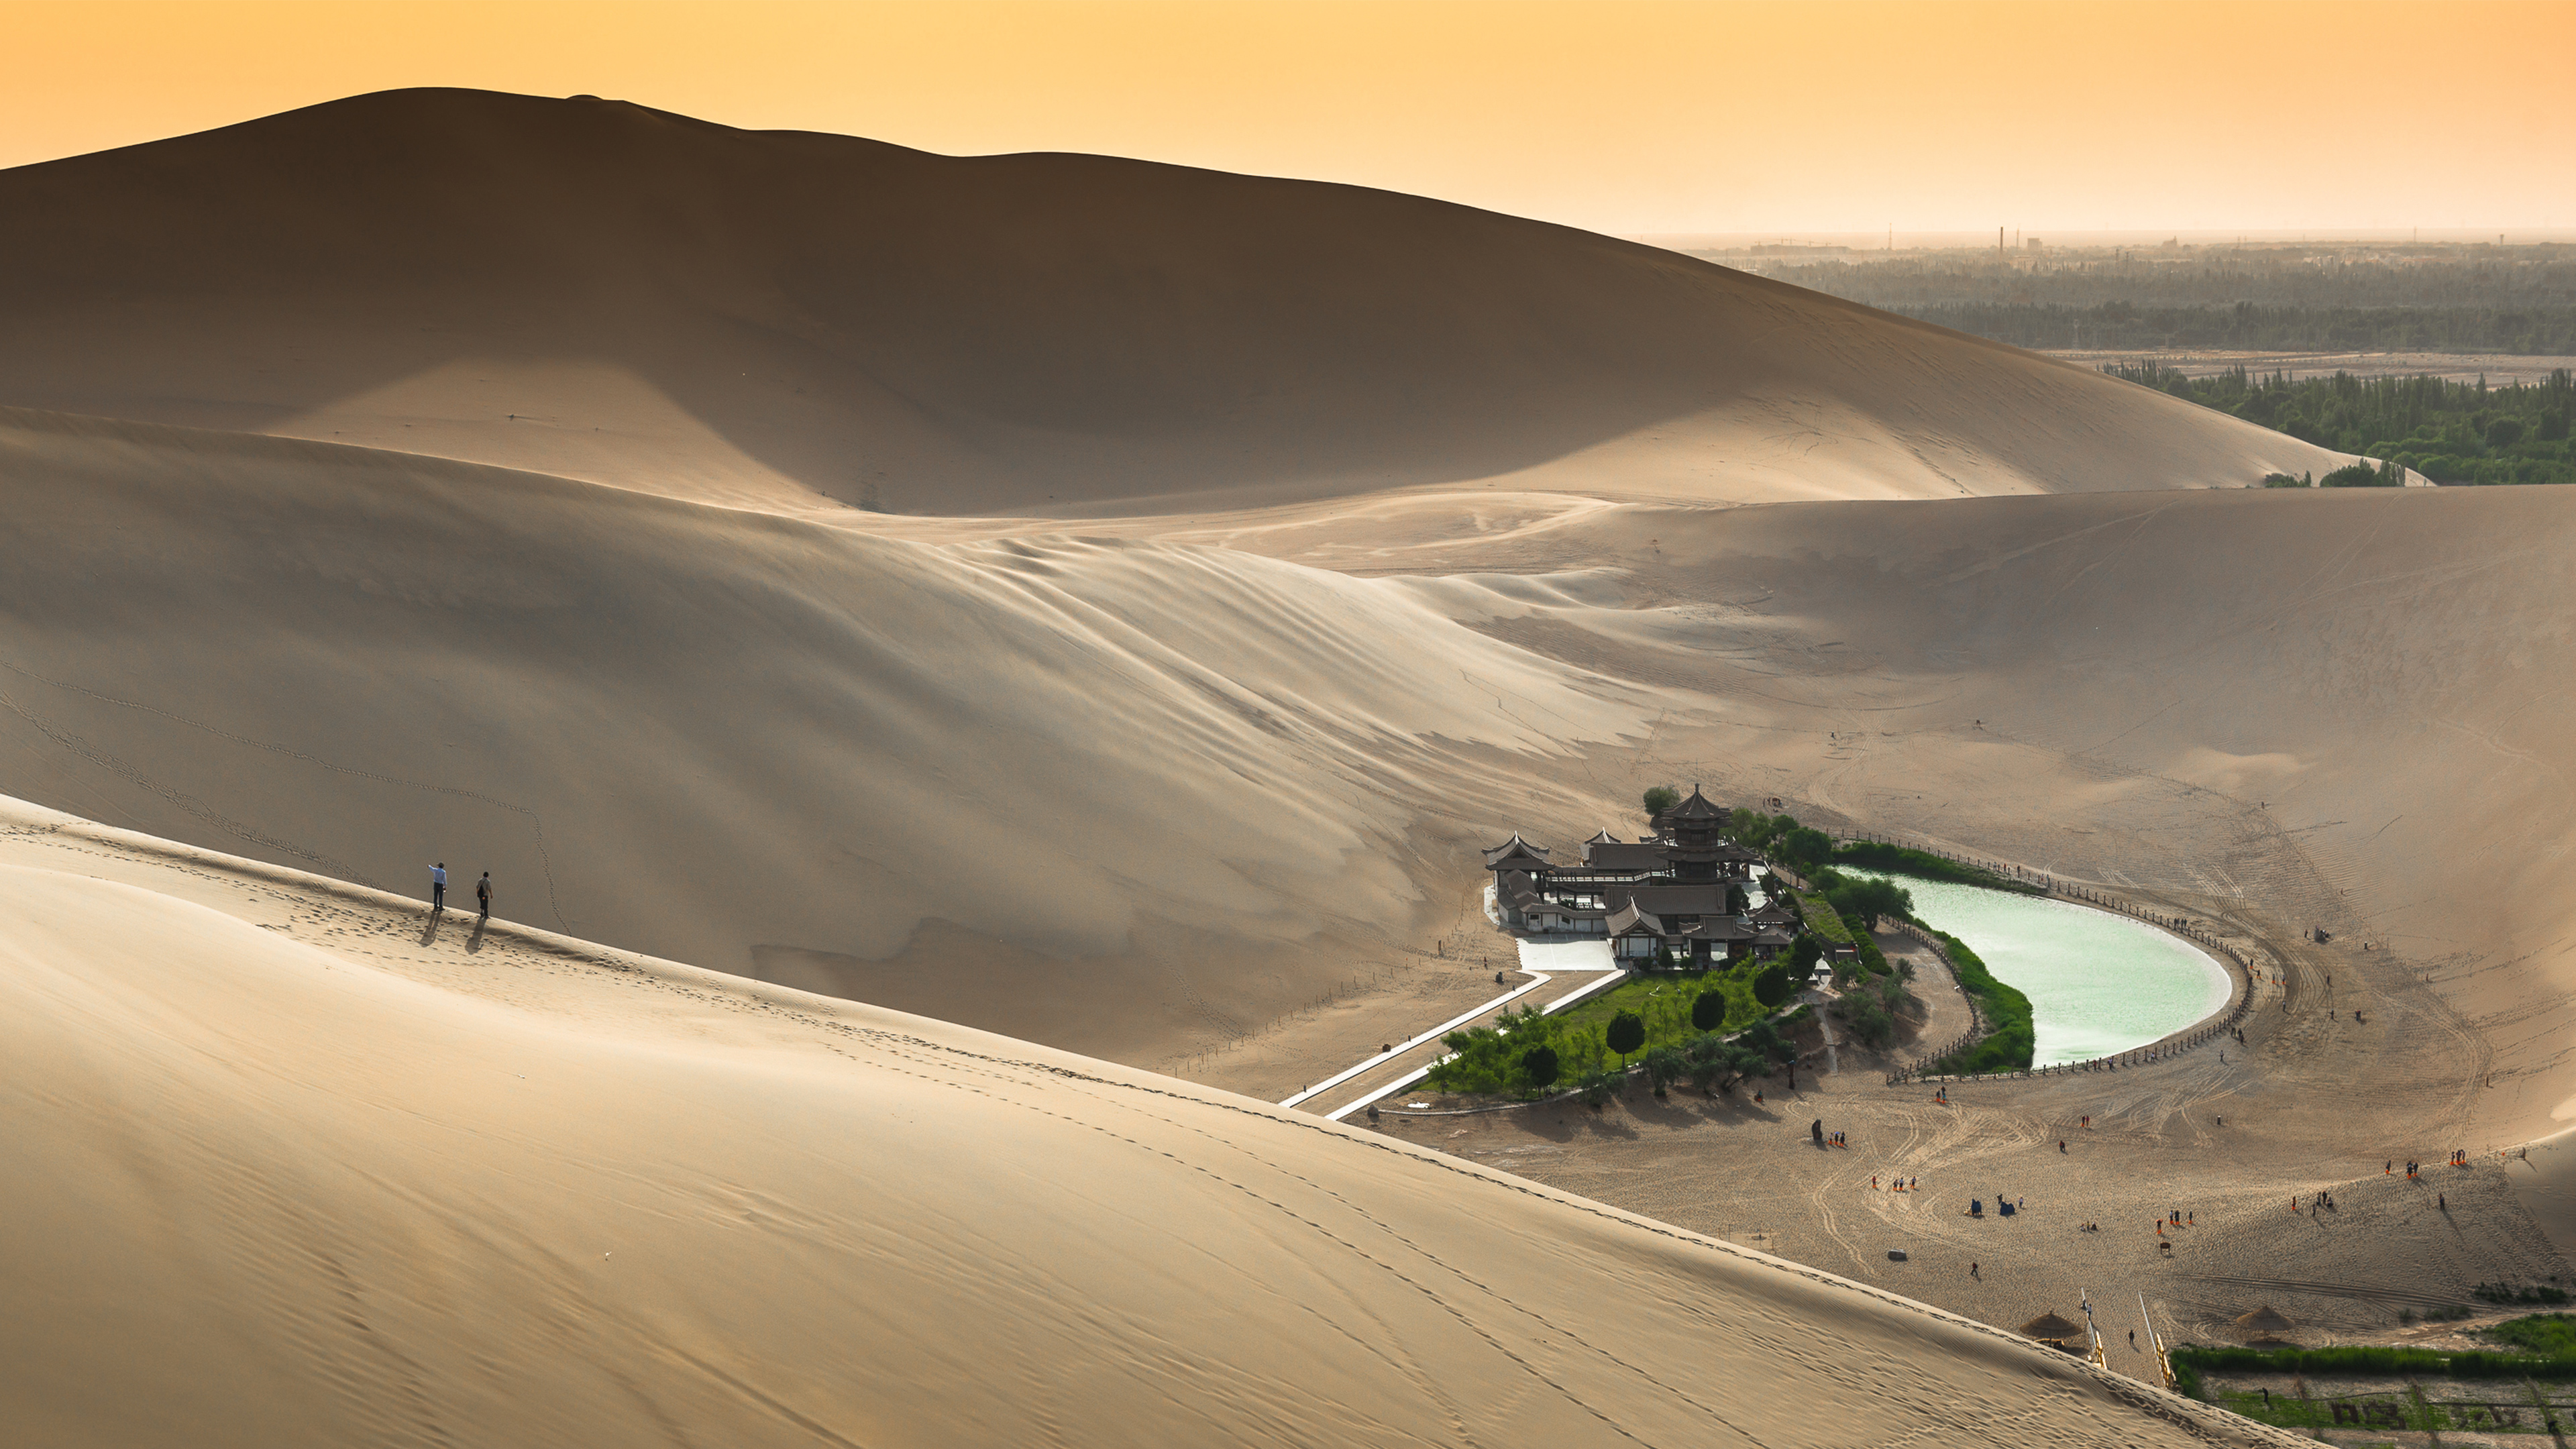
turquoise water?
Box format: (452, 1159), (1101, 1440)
(1850, 873), (2234, 1065)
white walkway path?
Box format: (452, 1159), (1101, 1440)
(1279, 939), (1626, 1122)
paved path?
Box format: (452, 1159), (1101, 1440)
(1286, 957), (1626, 1121)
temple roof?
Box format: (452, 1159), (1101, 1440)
(1607, 902), (1662, 936)
(1617, 883), (1736, 918)
(1577, 842), (1672, 872)
(1585, 828), (1622, 845)
(1662, 784), (1729, 822)
(1482, 834), (1552, 869)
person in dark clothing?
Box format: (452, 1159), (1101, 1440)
(476, 871), (492, 919)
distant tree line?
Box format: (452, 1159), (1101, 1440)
(1729, 245), (2576, 354)
(2106, 363), (2575, 486)
(1904, 302), (2576, 354)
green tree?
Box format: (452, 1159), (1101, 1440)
(1690, 989), (1726, 1032)
(2320, 460), (2397, 488)
(1790, 932), (1825, 973)
(1642, 784), (1679, 818)
(1778, 826), (1835, 869)
(1605, 1011), (1646, 1065)
(1521, 1044), (1560, 1090)
(1642, 1044), (1686, 1094)
(1753, 963), (1794, 1008)
(1826, 876), (1914, 928)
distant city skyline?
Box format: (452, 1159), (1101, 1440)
(7, 0), (2569, 236)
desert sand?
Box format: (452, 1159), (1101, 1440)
(0, 798), (2290, 1446)
(1, 88), (2560, 1443)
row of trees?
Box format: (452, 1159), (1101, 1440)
(1741, 246), (2576, 318)
(1902, 303), (2576, 354)
(2110, 364), (2576, 486)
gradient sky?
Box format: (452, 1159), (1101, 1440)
(8, 1), (2569, 236)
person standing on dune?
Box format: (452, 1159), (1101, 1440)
(477, 871), (492, 920)
(429, 861), (447, 914)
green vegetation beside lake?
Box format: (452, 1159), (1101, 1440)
(1923, 928), (2037, 1075)
(1829, 840), (2046, 896)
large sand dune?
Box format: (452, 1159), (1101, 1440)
(0, 88), (2555, 1441)
(0, 798), (2290, 1446)
(0, 407), (1658, 1061)
(0, 88), (2349, 515)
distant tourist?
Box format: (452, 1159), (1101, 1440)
(477, 871), (492, 919)
(429, 861), (447, 913)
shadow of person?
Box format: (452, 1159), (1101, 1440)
(468, 915), (488, 953)
(420, 912), (441, 947)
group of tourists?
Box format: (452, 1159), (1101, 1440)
(427, 861), (494, 920)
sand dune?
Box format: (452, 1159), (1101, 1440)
(0, 796), (2294, 1446)
(0, 407), (1658, 1061)
(0, 88), (2351, 515)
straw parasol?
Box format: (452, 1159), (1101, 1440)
(2234, 1305), (2296, 1336)
(2021, 1311), (2085, 1342)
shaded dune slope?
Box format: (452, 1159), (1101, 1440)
(0, 88), (2347, 513)
(0, 408), (1646, 1061)
(0, 798), (2293, 1448)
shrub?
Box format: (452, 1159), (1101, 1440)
(1831, 987), (1896, 1050)
(2261, 472), (2306, 488)
(1927, 929), (2037, 1074)
(2474, 1281), (2573, 1307)
(1521, 1044), (1560, 1089)
(1642, 784), (1679, 818)
(1827, 841), (2045, 896)
(1790, 932), (1824, 973)
(2171, 1342), (2576, 1383)
(1778, 826), (1835, 868)
(2321, 459), (2402, 487)
(1642, 1044), (1686, 1093)
(1738, 1018), (1792, 1064)
(1576, 1067), (1623, 1108)
(1690, 989), (1726, 1032)
(1752, 963), (1794, 1008)
(2481, 1312), (2576, 1356)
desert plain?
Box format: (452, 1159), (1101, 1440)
(5, 89), (2570, 1446)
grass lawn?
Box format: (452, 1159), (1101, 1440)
(1796, 892), (1854, 947)
(1421, 960), (1792, 1095)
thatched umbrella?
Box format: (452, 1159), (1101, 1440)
(2022, 1311), (2084, 1342)
(2234, 1305), (2296, 1337)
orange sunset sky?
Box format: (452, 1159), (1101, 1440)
(7, 0), (2571, 237)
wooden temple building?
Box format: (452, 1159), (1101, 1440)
(1485, 785), (1799, 967)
